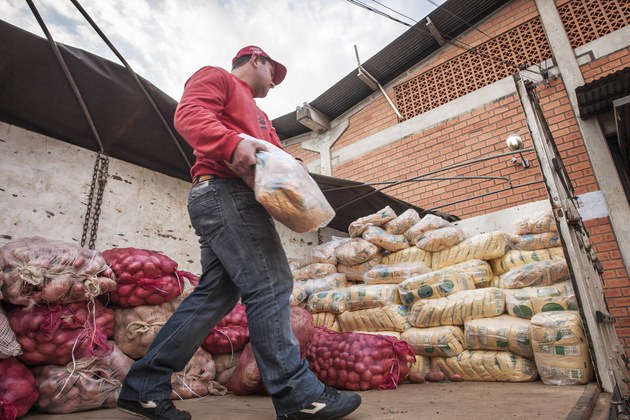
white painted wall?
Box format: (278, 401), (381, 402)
(0, 122), (341, 273)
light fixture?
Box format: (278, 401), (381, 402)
(506, 134), (531, 168)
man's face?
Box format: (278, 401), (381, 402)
(251, 55), (275, 98)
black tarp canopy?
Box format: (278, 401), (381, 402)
(0, 19), (458, 232)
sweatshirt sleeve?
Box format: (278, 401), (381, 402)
(174, 67), (243, 164)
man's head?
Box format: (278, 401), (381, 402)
(231, 46), (287, 98)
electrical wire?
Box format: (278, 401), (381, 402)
(346, 0), (549, 77)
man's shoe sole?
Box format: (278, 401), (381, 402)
(117, 407), (151, 419)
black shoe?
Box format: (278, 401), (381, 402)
(117, 398), (191, 420)
(277, 386), (362, 419)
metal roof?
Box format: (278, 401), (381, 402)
(273, 0), (511, 139)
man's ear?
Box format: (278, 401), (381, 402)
(250, 53), (260, 67)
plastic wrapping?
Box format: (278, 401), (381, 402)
(338, 305), (411, 333)
(307, 289), (348, 314)
(398, 268), (475, 305)
(305, 327), (415, 391)
(382, 209), (420, 235)
(296, 273), (347, 296)
(334, 238), (379, 266)
(465, 315), (533, 358)
(362, 225), (410, 252)
(510, 232), (561, 250)
(445, 259), (494, 288)
(336, 252), (382, 281)
(404, 214), (454, 245)
(348, 206), (396, 238)
(0, 237), (116, 307)
(415, 226), (466, 252)
(530, 311), (593, 385)
(113, 302), (173, 359)
(33, 342), (133, 413)
(498, 259), (569, 289)
(514, 209), (557, 234)
(504, 281), (577, 319)
(312, 312), (341, 332)
(402, 326), (466, 357)
(431, 231), (511, 270)
(291, 263), (337, 281)
(253, 140), (335, 233)
(380, 247), (431, 268)
(345, 284), (401, 311)
(490, 247), (566, 275)
(363, 261), (431, 285)
(408, 288), (505, 328)
(432, 350), (538, 382)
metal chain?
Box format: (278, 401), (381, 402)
(81, 153), (109, 249)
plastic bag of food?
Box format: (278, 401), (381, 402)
(490, 247), (565, 275)
(292, 263), (337, 281)
(381, 247), (431, 268)
(305, 327), (415, 391)
(404, 214), (453, 244)
(510, 232), (561, 250)
(498, 259), (569, 289)
(504, 281), (577, 319)
(398, 268), (475, 305)
(0, 237), (116, 307)
(432, 350), (538, 382)
(530, 311), (593, 385)
(337, 305), (411, 333)
(8, 300), (114, 365)
(202, 303), (249, 355)
(465, 315), (533, 358)
(402, 326), (466, 357)
(345, 284), (401, 311)
(307, 289), (348, 314)
(445, 259), (494, 288)
(0, 357), (39, 419)
(113, 302), (173, 359)
(362, 226), (409, 252)
(334, 238), (380, 266)
(102, 247), (194, 307)
(312, 312), (341, 332)
(252, 139), (335, 233)
(337, 252), (382, 281)
(432, 231), (511, 270)
(348, 206), (397, 237)
(171, 347), (226, 399)
(33, 342), (133, 413)
(408, 288), (505, 328)
(363, 262), (431, 285)
(0, 307), (21, 359)
(297, 273), (347, 296)
(514, 209), (557, 234)
(415, 226), (466, 252)
(382, 209), (421, 235)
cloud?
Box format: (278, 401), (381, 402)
(2, 0), (443, 119)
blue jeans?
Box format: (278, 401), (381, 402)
(119, 178), (324, 415)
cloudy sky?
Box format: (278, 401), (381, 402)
(2, 0), (444, 119)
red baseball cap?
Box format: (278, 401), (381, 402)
(232, 45), (287, 85)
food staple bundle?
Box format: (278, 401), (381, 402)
(32, 343), (133, 413)
(305, 327), (415, 391)
(8, 300), (114, 365)
(202, 303), (249, 355)
(0, 357), (39, 419)
(0, 237), (116, 307)
(102, 247), (196, 307)
(171, 347), (225, 399)
(253, 139), (335, 233)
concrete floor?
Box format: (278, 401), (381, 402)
(24, 381), (608, 420)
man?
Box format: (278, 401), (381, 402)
(116, 46), (361, 420)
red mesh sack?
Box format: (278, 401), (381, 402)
(8, 300), (114, 365)
(305, 327), (415, 391)
(226, 306), (315, 396)
(0, 357), (39, 419)
(202, 303), (249, 355)
(0, 237), (116, 308)
(102, 248), (195, 307)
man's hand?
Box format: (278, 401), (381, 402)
(227, 138), (268, 189)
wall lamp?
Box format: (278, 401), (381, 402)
(506, 134), (531, 168)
